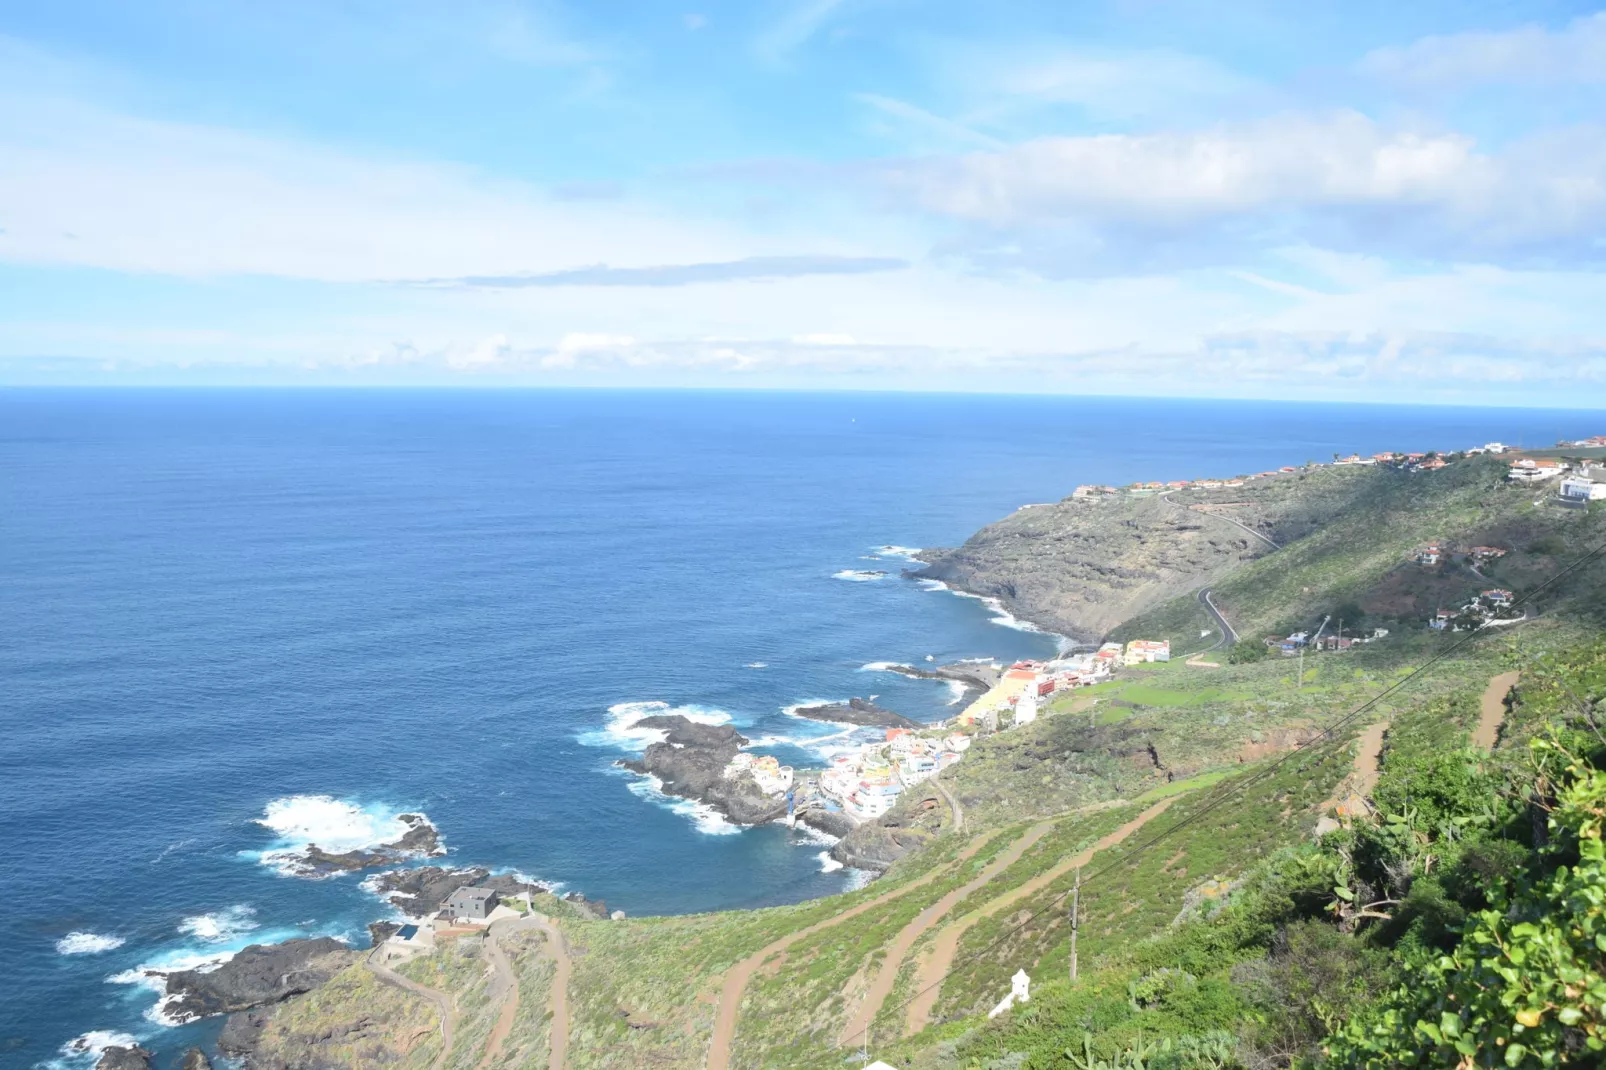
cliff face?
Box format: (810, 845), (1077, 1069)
(917, 494), (1262, 642)
(916, 467), (1386, 642)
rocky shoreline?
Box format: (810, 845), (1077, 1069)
(617, 714), (791, 825)
(278, 812), (445, 878)
(789, 697), (922, 729)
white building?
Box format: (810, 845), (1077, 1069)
(1014, 690), (1039, 725)
(844, 780), (900, 820)
(1123, 640), (1171, 664)
(1560, 477), (1606, 502)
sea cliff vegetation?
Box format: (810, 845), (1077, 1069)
(216, 453), (1606, 1069)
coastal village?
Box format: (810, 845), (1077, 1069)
(713, 639), (1174, 827)
(713, 429), (1606, 835)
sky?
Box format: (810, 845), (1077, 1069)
(2, 0), (1606, 402)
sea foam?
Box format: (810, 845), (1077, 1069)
(178, 904), (258, 943)
(582, 700), (734, 751)
(246, 795), (436, 878)
(56, 932), (126, 955)
(874, 545), (923, 561)
(832, 569), (887, 582)
(55, 1030), (143, 1068)
(817, 851), (844, 873)
(624, 772), (741, 835)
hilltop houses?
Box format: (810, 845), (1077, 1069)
(1560, 475), (1606, 504)
(1416, 543), (1444, 566)
(1509, 458), (1569, 483)
(1123, 639), (1171, 664)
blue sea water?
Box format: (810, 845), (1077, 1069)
(1, 389), (1599, 1067)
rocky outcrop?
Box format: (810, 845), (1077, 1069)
(880, 660), (998, 692)
(563, 891), (613, 920)
(619, 715), (788, 825)
(95, 1047), (153, 1070)
(797, 807), (856, 839)
(180, 1048), (212, 1070)
(831, 818), (931, 871)
(790, 698), (923, 729)
(287, 813), (443, 877)
(162, 938), (358, 1022)
(366, 865), (548, 918)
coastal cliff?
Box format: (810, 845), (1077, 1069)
(915, 493), (1266, 642)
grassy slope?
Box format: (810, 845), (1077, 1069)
(244, 456), (1606, 1069)
(1113, 456), (1606, 651)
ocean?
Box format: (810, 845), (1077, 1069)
(1, 389), (1598, 1067)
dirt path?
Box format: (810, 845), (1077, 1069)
(1473, 671), (1520, 751)
(365, 951), (457, 1070)
(1318, 720), (1389, 820)
(479, 914), (569, 1069)
(903, 797), (1178, 1037)
(932, 778), (964, 832)
(838, 821), (1053, 1050)
(705, 830), (1000, 1070)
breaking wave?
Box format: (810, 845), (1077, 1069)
(624, 772), (741, 835)
(178, 905), (259, 943)
(833, 569), (888, 582)
(246, 796), (438, 879)
(582, 700), (734, 751)
(56, 932), (125, 956)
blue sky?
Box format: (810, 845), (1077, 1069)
(2, 0), (1606, 401)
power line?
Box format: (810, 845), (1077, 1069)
(845, 534), (1606, 1057)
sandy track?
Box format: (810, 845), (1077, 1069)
(1474, 671), (1520, 751)
(705, 831), (998, 1070)
(903, 797), (1178, 1037)
(365, 951), (458, 1070)
(838, 820), (1053, 1050)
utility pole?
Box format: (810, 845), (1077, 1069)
(1069, 868), (1081, 983)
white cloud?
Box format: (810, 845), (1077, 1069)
(961, 46), (1261, 125)
(855, 94), (1004, 152)
(883, 112), (1484, 224)
(755, 0), (851, 63)
(446, 333), (513, 369)
(879, 111), (1606, 269)
(1360, 11), (1606, 89)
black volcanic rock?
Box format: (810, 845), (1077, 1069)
(94, 1047), (153, 1070)
(162, 938), (358, 1022)
(288, 813), (443, 877)
(879, 660), (998, 692)
(366, 865), (548, 918)
(619, 715), (787, 825)
(790, 697), (922, 729)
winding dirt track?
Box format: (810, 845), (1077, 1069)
(1474, 671), (1520, 751)
(902, 797), (1178, 1037)
(365, 950), (458, 1070)
(705, 830), (999, 1070)
(479, 914), (570, 1069)
(838, 820), (1053, 1050)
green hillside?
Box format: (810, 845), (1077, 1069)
(223, 455), (1606, 1070)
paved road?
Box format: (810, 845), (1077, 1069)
(1159, 489), (1280, 551)
(365, 950), (457, 1070)
(1198, 588), (1238, 648)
